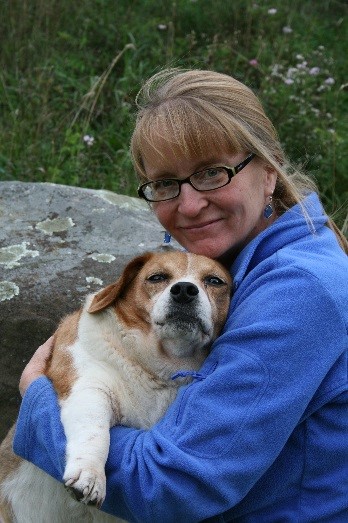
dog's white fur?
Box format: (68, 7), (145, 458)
(0, 250), (231, 523)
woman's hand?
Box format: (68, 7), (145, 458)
(19, 336), (54, 396)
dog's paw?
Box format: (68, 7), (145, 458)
(63, 466), (106, 508)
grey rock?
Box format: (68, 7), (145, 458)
(0, 181), (177, 441)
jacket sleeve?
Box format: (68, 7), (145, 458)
(13, 377), (67, 481)
(13, 265), (347, 522)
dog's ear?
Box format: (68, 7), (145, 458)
(87, 252), (153, 313)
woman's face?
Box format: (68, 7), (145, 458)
(143, 142), (277, 262)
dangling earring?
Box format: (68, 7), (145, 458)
(163, 231), (171, 244)
(263, 195), (274, 219)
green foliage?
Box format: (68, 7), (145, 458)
(0, 0), (347, 230)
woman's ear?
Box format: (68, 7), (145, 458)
(263, 164), (278, 195)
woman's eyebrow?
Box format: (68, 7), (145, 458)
(148, 158), (226, 180)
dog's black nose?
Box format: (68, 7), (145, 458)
(170, 281), (199, 304)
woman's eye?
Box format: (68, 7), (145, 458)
(147, 273), (168, 283)
(154, 179), (175, 189)
(195, 167), (227, 185)
(205, 168), (220, 178)
(204, 275), (226, 286)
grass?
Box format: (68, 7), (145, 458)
(0, 0), (347, 231)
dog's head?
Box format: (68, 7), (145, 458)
(88, 251), (231, 366)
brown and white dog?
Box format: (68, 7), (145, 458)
(0, 250), (231, 523)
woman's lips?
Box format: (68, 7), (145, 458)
(179, 218), (223, 234)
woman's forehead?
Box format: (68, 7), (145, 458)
(139, 121), (237, 171)
(139, 100), (241, 150)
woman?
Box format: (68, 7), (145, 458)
(15, 69), (348, 522)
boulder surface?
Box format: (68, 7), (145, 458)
(0, 181), (175, 442)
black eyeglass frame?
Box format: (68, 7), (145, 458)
(137, 153), (256, 202)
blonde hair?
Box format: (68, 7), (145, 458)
(131, 68), (347, 251)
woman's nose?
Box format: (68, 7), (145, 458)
(177, 183), (209, 216)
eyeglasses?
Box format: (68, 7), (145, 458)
(138, 153), (256, 202)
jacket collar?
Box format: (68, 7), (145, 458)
(230, 192), (327, 289)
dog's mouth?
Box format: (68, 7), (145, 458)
(153, 311), (213, 360)
(155, 313), (211, 339)
(155, 318), (209, 335)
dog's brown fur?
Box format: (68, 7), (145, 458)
(0, 250), (232, 522)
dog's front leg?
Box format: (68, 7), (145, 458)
(60, 385), (116, 508)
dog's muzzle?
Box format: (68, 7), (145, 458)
(153, 279), (213, 355)
(167, 281), (209, 335)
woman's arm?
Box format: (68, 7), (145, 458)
(19, 337), (54, 396)
(14, 376), (67, 481)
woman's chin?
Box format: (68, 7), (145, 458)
(178, 239), (229, 260)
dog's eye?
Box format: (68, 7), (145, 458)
(204, 275), (226, 286)
(147, 273), (168, 283)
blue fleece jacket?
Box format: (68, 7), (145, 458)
(14, 193), (348, 522)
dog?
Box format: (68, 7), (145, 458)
(0, 250), (232, 523)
